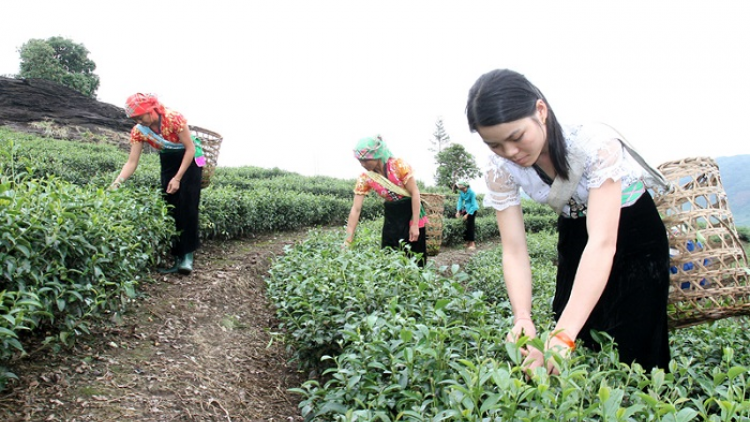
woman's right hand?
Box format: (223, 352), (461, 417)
(507, 318), (538, 377)
(108, 177), (124, 190)
(166, 177), (181, 194)
(455, 212), (461, 218)
(342, 234), (354, 249)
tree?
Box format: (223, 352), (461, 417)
(434, 144), (482, 190)
(18, 36), (100, 98)
(428, 117), (452, 154)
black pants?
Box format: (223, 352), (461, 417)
(553, 192), (671, 370)
(160, 150), (202, 256)
(381, 198), (427, 267)
(461, 211), (476, 242)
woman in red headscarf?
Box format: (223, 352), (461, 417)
(111, 93), (203, 275)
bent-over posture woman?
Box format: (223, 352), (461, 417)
(466, 69), (670, 372)
(344, 135), (428, 267)
(112, 93), (203, 275)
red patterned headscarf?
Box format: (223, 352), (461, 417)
(125, 93), (166, 118)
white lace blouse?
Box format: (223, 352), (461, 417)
(483, 122), (648, 218)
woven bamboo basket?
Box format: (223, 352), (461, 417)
(653, 157), (750, 329)
(189, 126), (223, 189)
(421, 193), (445, 256)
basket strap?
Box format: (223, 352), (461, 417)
(136, 124), (186, 151)
(596, 123), (673, 193)
(547, 143), (586, 215)
(136, 125), (205, 167)
(548, 123), (674, 215)
(367, 171), (412, 197)
(366, 170), (434, 218)
(717, 218), (750, 269)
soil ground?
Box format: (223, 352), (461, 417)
(0, 230), (497, 422)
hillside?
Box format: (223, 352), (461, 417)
(716, 155), (750, 228)
(0, 76), (131, 149)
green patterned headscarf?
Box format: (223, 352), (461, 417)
(353, 135), (393, 164)
(456, 180), (470, 188)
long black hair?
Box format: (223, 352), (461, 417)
(466, 69), (569, 180)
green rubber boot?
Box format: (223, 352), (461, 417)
(178, 252), (194, 275)
(157, 256), (181, 274)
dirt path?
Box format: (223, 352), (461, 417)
(0, 230), (496, 421)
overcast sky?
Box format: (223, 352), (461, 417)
(2, 1), (749, 192)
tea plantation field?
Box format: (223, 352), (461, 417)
(3, 127), (750, 420)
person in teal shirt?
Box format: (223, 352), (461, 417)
(455, 180), (479, 250)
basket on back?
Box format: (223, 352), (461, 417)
(653, 157), (750, 329)
(421, 193), (445, 256)
(189, 126), (223, 189)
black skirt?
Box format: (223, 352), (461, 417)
(381, 198), (427, 267)
(160, 150), (202, 256)
(553, 192), (671, 370)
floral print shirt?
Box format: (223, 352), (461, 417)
(354, 157), (428, 227)
(129, 108), (187, 151)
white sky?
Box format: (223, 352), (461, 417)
(1, 1), (749, 193)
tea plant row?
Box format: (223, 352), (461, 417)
(1, 127), (555, 242)
(0, 127), (550, 392)
(0, 174), (173, 367)
(268, 225), (750, 421)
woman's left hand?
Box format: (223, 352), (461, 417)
(166, 177), (181, 194)
(409, 224), (419, 242)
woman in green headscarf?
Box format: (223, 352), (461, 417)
(345, 135), (428, 267)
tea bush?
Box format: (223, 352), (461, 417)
(268, 222), (505, 366)
(0, 174), (173, 359)
(2, 127), (546, 245)
(464, 230), (558, 318)
(211, 165), (293, 182)
(212, 173), (360, 200)
(0, 128), (160, 189)
(269, 227), (750, 420)
(199, 185), (383, 240)
(0, 128), (387, 239)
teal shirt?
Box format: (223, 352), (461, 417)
(457, 188), (479, 215)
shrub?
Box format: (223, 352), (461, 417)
(0, 173), (172, 360)
(269, 223), (750, 420)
